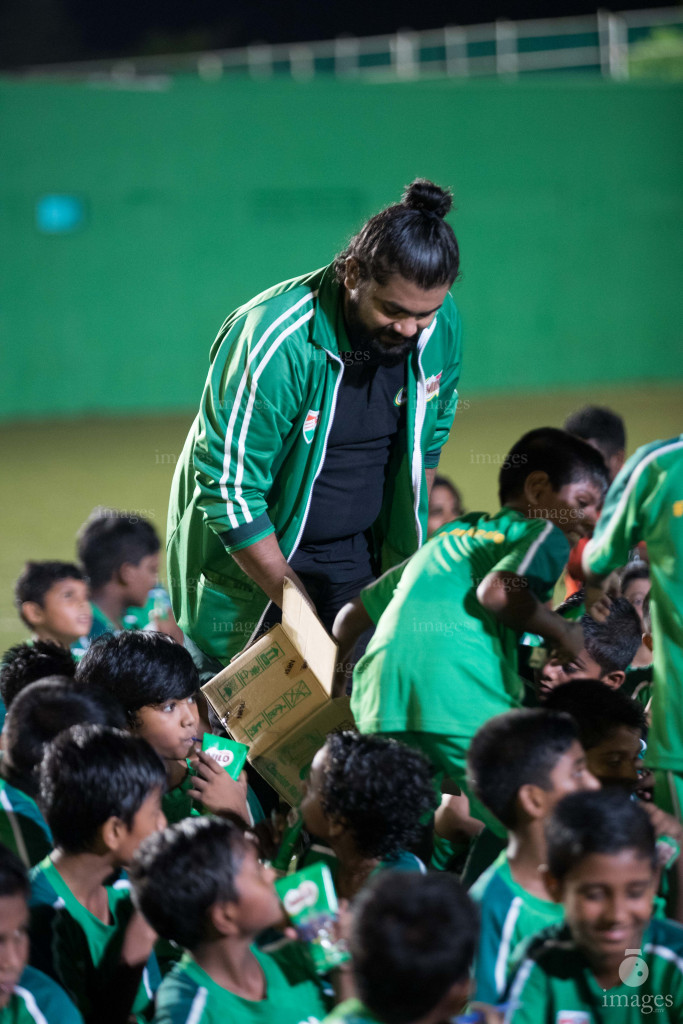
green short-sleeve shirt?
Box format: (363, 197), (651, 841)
(29, 857), (160, 1023)
(322, 999), (380, 1023)
(505, 918), (683, 1023)
(152, 947), (330, 1024)
(0, 779), (52, 869)
(352, 509), (570, 738)
(585, 436), (683, 770)
(469, 851), (564, 1004)
(0, 965), (83, 1024)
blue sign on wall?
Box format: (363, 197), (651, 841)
(36, 195), (86, 234)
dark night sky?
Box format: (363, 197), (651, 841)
(1, 0), (668, 69)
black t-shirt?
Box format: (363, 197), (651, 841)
(291, 357), (406, 584)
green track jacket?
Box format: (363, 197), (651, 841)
(167, 264), (463, 663)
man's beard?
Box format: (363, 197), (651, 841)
(344, 300), (419, 368)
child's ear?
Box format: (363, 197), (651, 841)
(540, 866), (563, 903)
(20, 601), (45, 628)
(522, 470), (551, 509)
(100, 816), (126, 854)
(517, 783), (547, 821)
(209, 899), (240, 938)
(601, 670), (625, 690)
(643, 632), (653, 654)
(118, 563), (136, 587)
(327, 816), (346, 841)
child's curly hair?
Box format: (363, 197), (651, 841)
(319, 731), (437, 859)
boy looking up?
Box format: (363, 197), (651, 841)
(505, 789), (683, 1023)
(543, 679), (646, 791)
(29, 725), (167, 1024)
(322, 871), (479, 1024)
(336, 428), (608, 822)
(76, 631), (249, 824)
(0, 844), (83, 1023)
(13, 562), (92, 651)
(0, 679), (125, 867)
(76, 507), (161, 638)
(298, 732), (436, 899)
(467, 710), (599, 1003)
(129, 816), (333, 1024)
(582, 435), (683, 818)
(538, 597), (642, 698)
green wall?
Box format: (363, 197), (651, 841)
(1, 75), (682, 419)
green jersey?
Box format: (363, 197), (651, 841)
(322, 999), (379, 1023)
(29, 857), (160, 1023)
(470, 851), (564, 1004)
(0, 965), (83, 1024)
(0, 779), (52, 869)
(152, 946), (330, 1024)
(585, 436), (683, 770)
(505, 918), (683, 1023)
(352, 509), (570, 738)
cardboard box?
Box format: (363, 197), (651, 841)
(201, 579), (355, 804)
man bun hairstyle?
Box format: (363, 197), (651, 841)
(334, 178), (460, 289)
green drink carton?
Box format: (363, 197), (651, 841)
(275, 863), (349, 974)
(201, 734), (248, 780)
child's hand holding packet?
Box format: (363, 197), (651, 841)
(188, 735), (250, 819)
(275, 863), (350, 974)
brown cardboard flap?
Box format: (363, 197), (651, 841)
(251, 697), (355, 804)
(281, 578), (337, 697)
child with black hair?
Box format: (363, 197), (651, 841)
(335, 427), (608, 827)
(538, 597), (642, 698)
(29, 725), (167, 1024)
(505, 789), (683, 1022)
(322, 871), (479, 1024)
(543, 679), (647, 790)
(620, 562), (654, 697)
(76, 631), (252, 825)
(467, 710), (599, 1003)
(543, 679), (683, 922)
(76, 507), (179, 642)
(562, 404), (626, 599)
(129, 816), (333, 1024)
(298, 732), (437, 899)
(0, 844), (83, 1023)
(564, 405), (626, 484)
(0, 640), (76, 729)
(0, 678), (125, 868)
(13, 561), (92, 653)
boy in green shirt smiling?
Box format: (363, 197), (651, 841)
(468, 709), (599, 1004)
(335, 428), (608, 823)
(505, 789), (683, 1023)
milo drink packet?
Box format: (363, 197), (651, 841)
(201, 734), (248, 780)
(275, 863), (349, 974)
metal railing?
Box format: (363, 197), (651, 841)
(12, 7), (683, 85)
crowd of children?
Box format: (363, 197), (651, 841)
(0, 410), (682, 1023)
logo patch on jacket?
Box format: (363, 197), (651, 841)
(394, 387), (407, 407)
(303, 409), (319, 444)
(426, 371), (442, 402)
